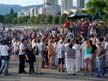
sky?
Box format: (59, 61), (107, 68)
(0, 0), (61, 6)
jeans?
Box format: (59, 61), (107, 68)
(19, 55), (26, 73)
(29, 62), (35, 73)
(95, 57), (104, 77)
(0, 56), (9, 75)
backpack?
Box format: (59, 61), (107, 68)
(33, 46), (39, 55)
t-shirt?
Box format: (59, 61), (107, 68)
(57, 43), (65, 58)
(0, 45), (9, 56)
(66, 47), (76, 58)
(19, 43), (26, 55)
(13, 42), (18, 52)
(84, 48), (92, 55)
(73, 44), (80, 54)
(104, 42), (108, 49)
(35, 42), (43, 57)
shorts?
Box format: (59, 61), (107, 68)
(58, 58), (64, 65)
(84, 54), (92, 59)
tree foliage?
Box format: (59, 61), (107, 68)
(0, 15), (4, 23)
(59, 13), (67, 24)
(86, 0), (108, 19)
(2, 8), (69, 25)
(45, 15), (53, 24)
(52, 16), (59, 25)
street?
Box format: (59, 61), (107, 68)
(0, 59), (108, 81)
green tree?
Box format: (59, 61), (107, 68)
(17, 17), (24, 24)
(59, 13), (67, 24)
(4, 8), (17, 24)
(86, 0), (106, 15)
(23, 16), (30, 24)
(40, 14), (45, 24)
(103, 0), (108, 20)
(4, 15), (11, 24)
(0, 15), (4, 23)
(34, 16), (40, 24)
(29, 16), (35, 24)
(45, 15), (53, 24)
(12, 18), (17, 24)
(52, 16), (59, 25)
(10, 8), (14, 14)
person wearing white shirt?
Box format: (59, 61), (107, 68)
(0, 40), (10, 75)
(73, 39), (81, 72)
(56, 39), (65, 72)
(32, 38), (36, 49)
(18, 39), (27, 74)
(12, 39), (19, 60)
(35, 39), (43, 74)
(64, 39), (71, 71)
(80, 41), (85, 70)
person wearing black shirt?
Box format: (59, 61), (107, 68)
(26, 46), (36, 74)
(90, 40), (97, 72)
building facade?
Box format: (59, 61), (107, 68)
(17, 7), (38, 17)
(29, 7), (38, 17)
(61, 0), (91, 15)
(42, 0), (59, 16)
(61, 0), (73, 14)
(17, 10), (30, 17)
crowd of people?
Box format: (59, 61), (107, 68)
(0, 19), (108, 78)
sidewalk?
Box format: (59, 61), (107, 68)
(0, 59), (108, 81)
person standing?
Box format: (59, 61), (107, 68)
(73, 39), (81, 72)
(18, 39), (27, 74)
(35, 38), (43, 74)
(12, 38), (19, 60)
(0, 40), (10, 75)
(83, 40), (92, 74)
(95, 42), (105, 77)
(26, 45), (35, 74)
(65, 43), (76, 75)
(56, 39), (65, 72)
(64, 39), (71, 71)
(47, 40), (54, 68)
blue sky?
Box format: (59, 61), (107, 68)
(0, 0), (61, 6)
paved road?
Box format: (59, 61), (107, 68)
(0, 59), (108, 81)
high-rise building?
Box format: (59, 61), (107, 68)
(17, 7), (38, 17)
(61, 0), (73, 14)
(73, 0), (91, 8)
(29, 7), (38, 17)
(73, 0), (84, 8)
(61, 0), (91, 15)
(43, 0), (58, 16)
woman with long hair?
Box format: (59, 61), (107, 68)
(47, 40), (54, 68)
(84, 40), (92, 74)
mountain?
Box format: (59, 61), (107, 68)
(0, 4), (43, 15)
